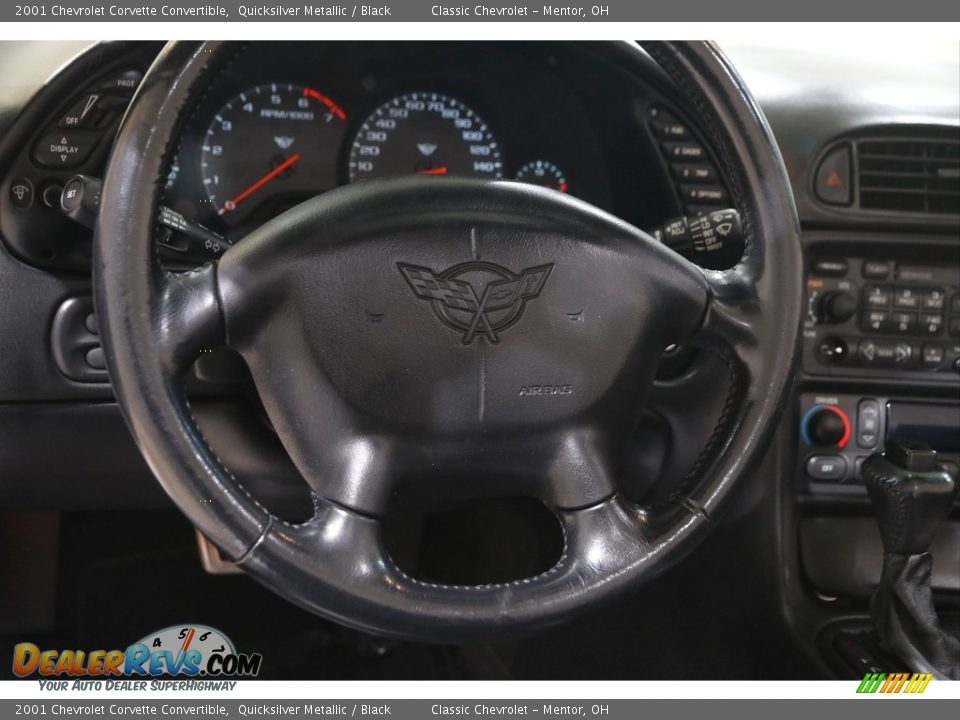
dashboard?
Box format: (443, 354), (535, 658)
(1, 42), (741, 273)
(0, 39), (957, 678)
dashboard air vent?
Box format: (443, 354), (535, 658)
(856, 135), (960, 215)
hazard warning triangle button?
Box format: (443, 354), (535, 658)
(815, 144), (852, 205)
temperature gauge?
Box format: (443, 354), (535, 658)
(515, 160), (568, 193)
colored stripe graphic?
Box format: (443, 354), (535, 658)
(857, 672), (931, 694)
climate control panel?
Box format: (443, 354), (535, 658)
(798, 392), (960, 491)
(802, 256), (960, 381)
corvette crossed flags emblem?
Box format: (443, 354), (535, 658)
(398, 261), (553, 345)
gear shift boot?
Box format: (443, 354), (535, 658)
(862, 440), (960, 679)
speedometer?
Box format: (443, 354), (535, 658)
(201, 83), (348, 223)
(347, 92), (503, 182)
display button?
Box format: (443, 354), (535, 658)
(32, 132), (98, 169)
(891, 311), (917, 334)
(806, 455), (848, 481)
(920, 288), (946, 311)
(863, 285), (891, 307)
(662, 142), (705, 160)
(921, 343), (945, 369)
(861, 310), (891, 333)
(893, 287), (920, 309)
(672, 164), (717, 183)
(58, 94), (101, 129)
(9, 177), (33, 209)
(862, 261), (891, 280)
(857, 399), (880, 449)
(815, 144), (852, 205)
(813, 259), (848, 277)
(919, 313), (943, 336)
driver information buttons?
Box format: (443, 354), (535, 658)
(32, 131), (98, 168)
(806, 455), (848, 481)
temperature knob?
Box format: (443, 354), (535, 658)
(801, 404), (851, 448)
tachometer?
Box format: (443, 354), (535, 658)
(348, 92), (503, 182)
(200, 83), (347, 223)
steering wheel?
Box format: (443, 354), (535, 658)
(94, 41), (801, 640)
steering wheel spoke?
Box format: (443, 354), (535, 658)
(154, 264), (226, 375)
(691, 265), (764, 368)
(239, 493), (651, 640)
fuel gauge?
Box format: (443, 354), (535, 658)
(515, 160), (568, 193)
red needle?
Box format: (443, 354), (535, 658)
(221, 152), (301, 214)
(416, 166), (448, 175)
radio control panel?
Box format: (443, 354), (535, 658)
(802, 256), (960, 381)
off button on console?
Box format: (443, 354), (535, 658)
(806, 455), (848, 481)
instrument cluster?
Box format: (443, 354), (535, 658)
(162, 42), (624, 244)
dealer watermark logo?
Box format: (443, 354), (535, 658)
(399, 261), (552, 345)
(13, 624), (262, 682)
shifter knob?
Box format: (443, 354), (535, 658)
(862, 440), (957, 555)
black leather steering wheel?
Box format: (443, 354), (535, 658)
(94, 41), (801, 640)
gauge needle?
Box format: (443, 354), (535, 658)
(416, 166), (448, 175)
(220, 152), (302, 214)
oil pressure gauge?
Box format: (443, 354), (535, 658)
(515, 160), (568, 193)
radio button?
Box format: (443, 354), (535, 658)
(950, 293), (960, 314)
(921, 343), (945, 369)
(812, 259), (848, 277)
(858, 340), (913, 367)
(806, 455), (848, 482)
(949, 318), (960, 338)
(857, 399), (880, 449)
(893, 287), (921, 310)
(921, 288), (946, 311)
(919, 313), (944, 336)
(862, 260), (891, 280)
(862, 310), (891, 333)
(891, 311), (917, 334)
(863, 285), (892, 307)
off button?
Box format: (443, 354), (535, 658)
(806, 455), (848, 481)
(32, 131), (98, 169)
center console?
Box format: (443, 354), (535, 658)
(799, 242), (960, 493)
(790, 232), (960, 678)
